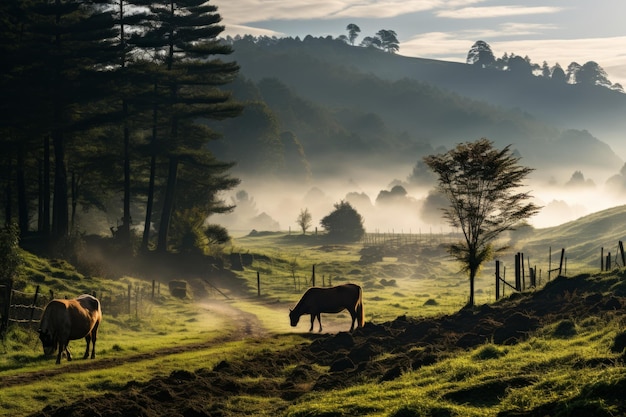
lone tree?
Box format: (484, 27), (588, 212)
(424, 138), (540, 307)
(320, 201), (365, 242)
(346, 23), (361, 45)
(296, 208), (312, 235)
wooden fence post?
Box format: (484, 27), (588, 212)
(311, 264), (316, 287)
(495, 260), (500, 300)
(257, 271), (260, 297)
(601, 247), (604, 271)
(620, 241), (625, 268)
(127, 284), (131, 315)
(29, 285), (40, 323)
(514, 253), (521, 291)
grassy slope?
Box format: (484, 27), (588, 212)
(2, 205), (626, 415)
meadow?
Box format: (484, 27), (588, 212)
(1, 209), (626, 416)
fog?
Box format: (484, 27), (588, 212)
(214, 161), (626, 236)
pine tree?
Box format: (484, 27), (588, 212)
(131, 0), (242, 252)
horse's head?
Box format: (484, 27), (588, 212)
(289, 308), (299, 327)
(38, 329), (56, 356)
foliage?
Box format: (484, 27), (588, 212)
(346, 23), (360, 45)
(320, 200), (365, 242)
(466, 40), (495, 67)
(424, 138), (540, 306)
(0, 223), (22, 281)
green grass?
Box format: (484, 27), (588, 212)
(285, 314), (626, 417)
(3, 213), (626, 416)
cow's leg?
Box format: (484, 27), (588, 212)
(317, 313), (323, 332)
(84, 334), (91, 359)
(90, 322), (99, 359)
(349, 308), (356, 331)
(309, 314), (315, 332)
(55, 342), (63, 365)
(65, 343), (72, 361)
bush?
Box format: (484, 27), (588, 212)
(320, 200), (365, 242)
(0, 223), (22, 281)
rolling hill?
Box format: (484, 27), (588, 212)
(218, 36), (624, 183)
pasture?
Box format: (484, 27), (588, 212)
(1, 227), (626, 416)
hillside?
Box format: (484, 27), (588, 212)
(213, 37), (624, 187)
(25, 271), (626, 417)
(229, 37), (626, 157)
(521, 204), (626, 267)
(10, 204), (626, 417)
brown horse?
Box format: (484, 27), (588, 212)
(289, 283), (364, 332)
(38, 294), (102, 364)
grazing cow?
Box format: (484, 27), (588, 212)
(38, 294), (102, 364)
(289, 283), (364, 332)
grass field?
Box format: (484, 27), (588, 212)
(2, 207), (626, 416)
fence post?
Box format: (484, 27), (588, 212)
(558, 248), (565, 276)
(1, 279), (13, 334)
(127, 284), (131, 315)
(311, 264), (316, 287)
(29, 285), (40, 323)
(620, 241), (625, 268)
(515, 253), (521, 291)
(495, 260), (500, 300)
(601, 247), (604, 271)
(152, 280), (155, 300)
(257, 271), (260, 297)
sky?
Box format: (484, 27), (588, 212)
(213, 0), (626, 88)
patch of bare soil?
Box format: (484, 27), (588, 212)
(26, 274), (626, 417)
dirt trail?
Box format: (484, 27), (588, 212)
(1, 300), (267, 389)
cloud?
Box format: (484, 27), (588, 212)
(215, 0), (490, 23)
(437, 6), (563, 19)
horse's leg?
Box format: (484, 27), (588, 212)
(90, 322), (99, 359)
(83, 334), (91, 359)
(317, 313), (322, 332)
(65, 342), (72, 361)
(309, 314), (315, 332)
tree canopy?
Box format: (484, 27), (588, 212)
(320, 201), (365, 242)
(424, 138), (540, 306)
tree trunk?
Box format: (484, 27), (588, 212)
(16, 142), (28, 235)
(52, 129), (68, 239)
(141, 152), (156, 252)
(4, 151), (11, 226)
(119, 99), (131, 244)
(141, 89), (158, 252)
(156, 155), (178, 252)
(42, 135), (50, 235)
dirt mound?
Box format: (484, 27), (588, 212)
(27, 274), (626, 417)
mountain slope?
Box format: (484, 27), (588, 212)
(225, 37), (623, 181)
(231, 37), (626, 153)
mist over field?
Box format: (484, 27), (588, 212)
(215, 155), (626, 235)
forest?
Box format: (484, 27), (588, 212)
(1, 0), (244, 257)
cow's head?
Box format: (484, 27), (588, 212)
(38, 329), (56, 356)
(289, 308), (299, 327)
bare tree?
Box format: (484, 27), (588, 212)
(424, 138), (540, 306)
(297, 208), (312, 234)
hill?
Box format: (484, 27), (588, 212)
(12, 205), (626, 417)
(214, 37), (624, 186)
(230, 37), (626, 157)
(24, 271), (626, 417)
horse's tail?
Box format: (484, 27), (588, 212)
(356, 285), (365, 327)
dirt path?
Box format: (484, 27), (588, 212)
(1, 300), (268, 389)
